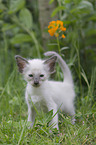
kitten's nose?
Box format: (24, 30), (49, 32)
(34, 79), (39, 86)
(34, 81), (39, 85)
(34, 77), (39, 86)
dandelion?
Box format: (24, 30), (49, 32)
(48, 20), (66, 38)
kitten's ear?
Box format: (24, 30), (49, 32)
(15, 55), (29, 73)
(44, 56), (57, 73)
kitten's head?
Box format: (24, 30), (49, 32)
(15, 55), (57, 87)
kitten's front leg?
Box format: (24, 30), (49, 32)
(28, 106), (36, 128)
(25, 92), (36, 128)
(48, 102), (59, 130)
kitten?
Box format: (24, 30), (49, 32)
(15, 51), (75, 130)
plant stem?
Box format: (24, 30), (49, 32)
(11, 16), (41, 58)
(57, 0), (62, 19)
(23, 28), (41, 58)
(57, 36), (61, 54)
(3, 31), (8, 58)
(75, 44), (83, 97)
(56, 36), (62, 80)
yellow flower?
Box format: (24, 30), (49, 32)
(48, 29), (55, 36)
(56, 20), (63, 26)
(48, 25), (58, 36)
(60, 26), (66, 31)
(48, 24), (55, 29)
(62, 34), (65, 38)
(49, 21), (56, 25)
(48, 20), (66, 38)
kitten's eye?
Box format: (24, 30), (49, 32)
(40, 74), (44, 77)
(29, 74), (33, 77)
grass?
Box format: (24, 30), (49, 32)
(0, 60), (96, 145)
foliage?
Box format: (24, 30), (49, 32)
(0, 0), (41, 58)
(51, 0), (96, 78)
(0, 0), (41, 84)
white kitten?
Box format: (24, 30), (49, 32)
(15, 51), (75, 130)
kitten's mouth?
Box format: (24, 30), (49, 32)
(33, 84), (40, 87)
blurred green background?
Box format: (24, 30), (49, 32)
(0, 0), (96, 85)
(0, 0), (96, 144)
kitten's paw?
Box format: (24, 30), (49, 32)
(71, 118), (76, 125)
(28, 122), (34, 129)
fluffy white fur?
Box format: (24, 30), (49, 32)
(15, 51), (75, 130)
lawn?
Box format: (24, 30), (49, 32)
(0, 62), (96, 145)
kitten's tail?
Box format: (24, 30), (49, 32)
(44, 51), (73, 84)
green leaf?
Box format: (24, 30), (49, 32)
(10, 33), (32, 44)
(85, 37), (96, 46)
(2, 23), (16, 31)
(61, 47), (69, 51)
(19, 8), (33, 30)
(71, 1), (94, 15)
(49, 0), (54, 4)
(0, 3), (7, 12)
(88, 13), (96, 21)
(77, 1), (94, 12)
(51, 6), (66, 17)
(36, 110), (53, 126)
(64, 0), (71, 3)
(85, 29), (96, 37)
(8, 0), (25, 14)
(0, 20), (4, 25)
(81, 69), (90, 88)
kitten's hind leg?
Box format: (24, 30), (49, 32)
(69, 108), (76, 125)
(71, 116), (76, 125)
